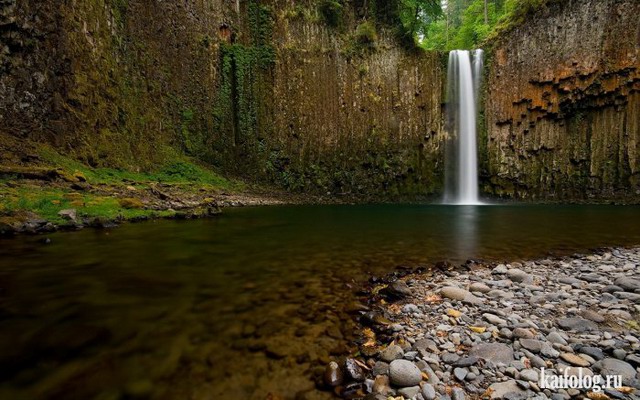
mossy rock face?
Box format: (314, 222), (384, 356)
(319, 0), (343, 28)
(73, 171), (87, 182)
(1, 0), (443, 199)
(118, 198), (145, 209)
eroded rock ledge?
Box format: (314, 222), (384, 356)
(485, 0), (640, 200)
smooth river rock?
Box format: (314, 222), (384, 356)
(323, 361), (343, 387)
(389, 359), (422, 387)
(556, 317), (598, 332)
(469, 282), (491, 293)
(579, 309), (606, 323)
(513, 328), (535, 339)
(592, 358), (638, 384)
(441, 286), (483, 305)
(488, 380), (527, 399)
(380, 344), (404, 362)
(398, 386), (421, 399)
(507, 268), (533, 284)
(614, 276), (640, 292)
(578, 346), (605, 360)
(469, 343), (514, 365)
(422, 383), (437, 400)
(560, 353), (591, 367)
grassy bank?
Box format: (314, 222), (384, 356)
(0, 145), (267, 232)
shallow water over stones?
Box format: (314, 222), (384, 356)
(1, 204), (640, 399)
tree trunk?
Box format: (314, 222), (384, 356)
(484, 0), (488, 24)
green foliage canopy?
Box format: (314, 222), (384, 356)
(419, 0), (550, 50)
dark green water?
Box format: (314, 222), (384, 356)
(1, 204), (640, 400)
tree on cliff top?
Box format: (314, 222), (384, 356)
(397, 0), (443, 45)
(420, 0), (554, 50)
(352, 0), (442, 47)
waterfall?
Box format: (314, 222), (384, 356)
(444, 49), (484, 205)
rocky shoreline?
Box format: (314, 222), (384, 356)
(323, 248), (640, 400)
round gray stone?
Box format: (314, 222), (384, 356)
(422, 383), (436, 400)
(556, 317), (598, 332)
(469, 343), (515, 365)
(380, 344), (404, 362)
(592, 358), (637, 384)
(398, 386), (421, 399)
(389, 359), (422, 387)
(519, 369), (539, 382)
(454, 367), (468, 381)
(614, 276), (640, 292)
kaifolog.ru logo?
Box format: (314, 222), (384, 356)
(539, 367), (622, 392)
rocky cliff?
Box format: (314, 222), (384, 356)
(485, 0), (640, 200)
(0, 0), (445, 198)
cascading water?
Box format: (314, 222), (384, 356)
(444, 49), (484, 205)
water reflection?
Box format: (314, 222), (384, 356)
(452, 205), (479, 261)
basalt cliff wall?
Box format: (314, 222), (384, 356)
(485, 0), (640, 200)
(0, 0), (445, 197)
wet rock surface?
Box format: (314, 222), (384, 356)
(333, 248), (640, 399)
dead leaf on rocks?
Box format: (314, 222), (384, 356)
(388, 304), (401, 314)
(363, 338), (376, 348)
(586, 392), (611, 400)
(482, 388), (495, 398)
(372, 284), (387, 295)
(425, 294), (442, 303)
(354, 358), (370, 370)
(469, 326), (486, 333)
(447, 309), (462, 318)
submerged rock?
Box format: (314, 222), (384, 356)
(360, 311), (393, 328)
(380, 280), (411, 300)
(344, 358), (364, 382)
(323, 361), (343, 387)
